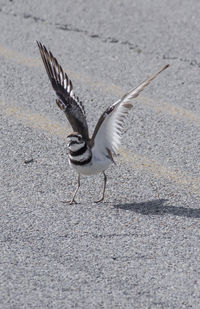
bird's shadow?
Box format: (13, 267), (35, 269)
(114, 199), (200, 219)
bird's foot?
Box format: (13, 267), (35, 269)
(61, 198), (78, 204)
(94, 196), (104, 203)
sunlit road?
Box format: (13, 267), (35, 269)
(1, 1), (200, 308)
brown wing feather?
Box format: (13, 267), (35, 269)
(37, 41), (89, 140)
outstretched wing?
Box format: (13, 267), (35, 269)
(37, 41), (89, 140)
(90, 65), (169, 155)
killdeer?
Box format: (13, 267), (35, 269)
(37, 41), (168, 204)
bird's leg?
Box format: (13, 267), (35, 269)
(94, 172), (107, 203)
(62, 174), (80, 204)
(69, 174), (80, 204)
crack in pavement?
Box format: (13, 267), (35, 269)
(163, 54), (200, 68)
(0, 9), (141, 54)
(1, 9), (200, 67)
(25, 13), (142, 53)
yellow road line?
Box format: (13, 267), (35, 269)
(1, 44), (200, 126)
(1, 104), (70, 137)
(119, 149), (200, 193)
(1, 99), (200, 196)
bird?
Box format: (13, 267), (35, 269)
(37, 41), (169, 204)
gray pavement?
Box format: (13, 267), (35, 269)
(0, 0), (200, 308)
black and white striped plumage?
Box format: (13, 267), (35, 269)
(37, 41), (169, 203)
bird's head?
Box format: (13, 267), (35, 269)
(67, 132), (85, 151)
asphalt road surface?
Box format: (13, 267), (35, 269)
(1, 1), (200, 308)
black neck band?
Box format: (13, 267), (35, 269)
(70, 156), (92, 166)
(69, 143), (87, 157)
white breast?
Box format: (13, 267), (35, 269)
(69, 149), (113, 176)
